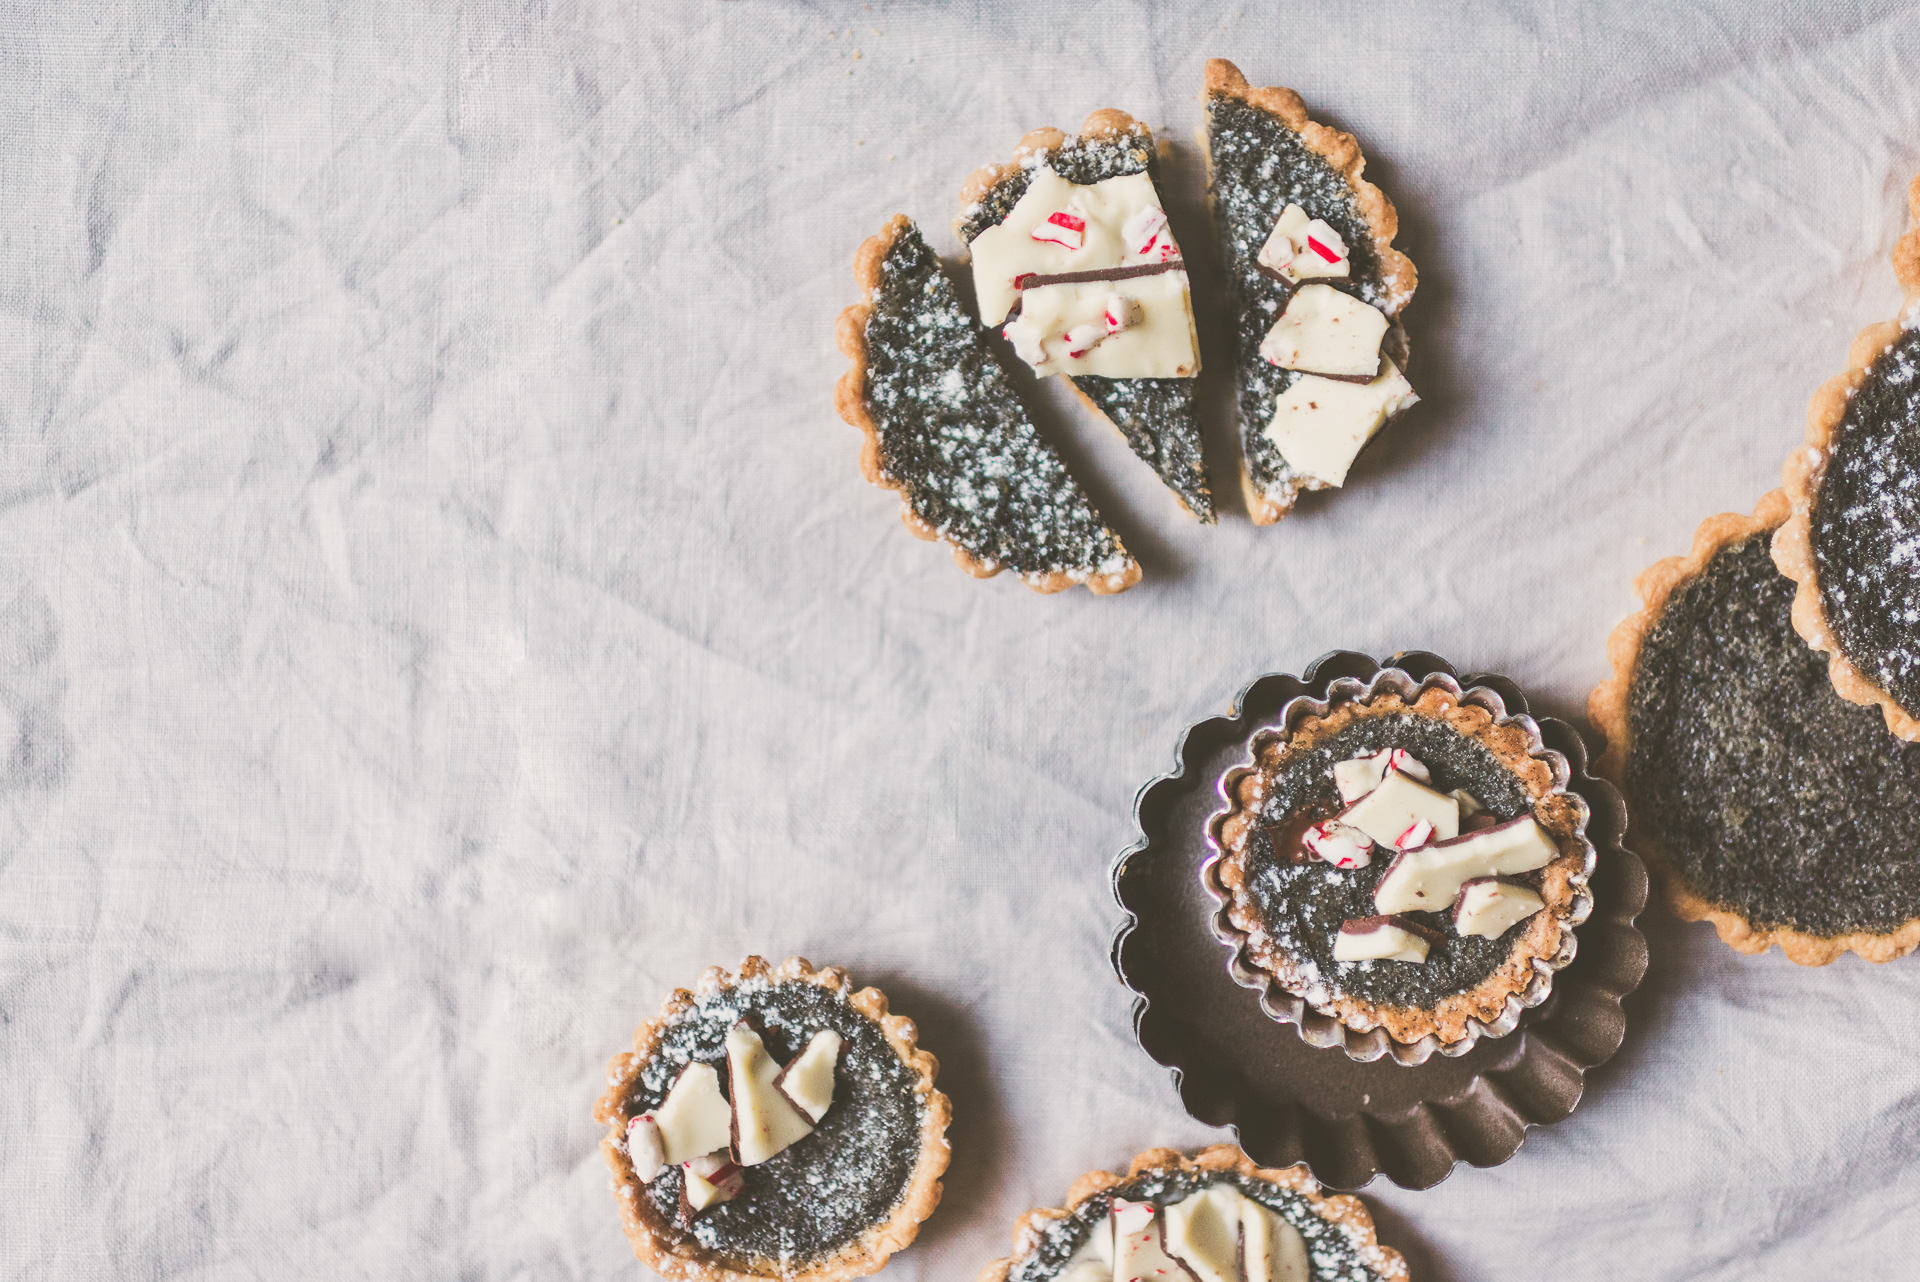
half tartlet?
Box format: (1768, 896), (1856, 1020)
(1210, 666), (1594, 1058)
(595, 956), (951, 1282)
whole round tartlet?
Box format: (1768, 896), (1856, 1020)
(1774, 173), (1920, 741)
(1210, 667), (1594, 1058)
(1591, 492), (1920, 964)
(594, 956), (951, 1282)
(977, 1145), (1407, 1282)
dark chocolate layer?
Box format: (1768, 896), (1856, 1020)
(1810, 324), (1920, 713)
(1003, 1165), (1389, 1282)
(957, 130), (1213, 522)
(1205, 91), (1395, 508)
(1246, 713), (1537, 1009)
(864, 221), (1131, 584)
(1628, 531), (1920, 936)
(628, 979), (926, 1267)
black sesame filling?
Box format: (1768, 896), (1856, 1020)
(1206, 91), (1394, 503)
(1004, 1167), (1389, 1282)
(863, 221), (1129, 584)
(956, 132), (1212, 522)
(1628, 532), (1920, 936)
(626, 981), (926, 1267)
(1245, 713), (1539, 1009)
(1810, 324), (1920, 713)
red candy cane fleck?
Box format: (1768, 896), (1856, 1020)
(1307, 234), (1342, 263)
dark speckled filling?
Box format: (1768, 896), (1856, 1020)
(1004, 1167), (1387, 1282)
(957, 131), (1212, 521)
(863, 221), (1129, 583)
(1628, 532), (1920, 936)
(1246, 714), (1537, 1008)
(1810, 324), (1920, 713)
(626, 981), (925, 1268)
(1206, 92), (1396, 507)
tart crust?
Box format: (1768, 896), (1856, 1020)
(594, 955), (953, 1282)
(1203, 58), (1418, 526)
(975, 1145), (1409, 1282)
(955, 109), (1213, 523)
(1590, 491), (1920, 965)
(1213, 685), (1588, 1046)
(834, 215), (1142, 595)
(1772, 172), (1920, 741)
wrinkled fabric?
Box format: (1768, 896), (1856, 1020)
(3, 3), (1919, 1278)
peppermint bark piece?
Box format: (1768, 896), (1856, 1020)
(835, 216), (1140, 594)
(957, 111), (1213, 522)
(1204, 59), (1418, 523)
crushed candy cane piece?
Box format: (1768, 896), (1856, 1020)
(1303, 820), (1374, 869)
(1103, 294), (1142, 333)
(1122, 206), (1175, 259)
(1395, 818), (1436, 851)
(1063, 321), (1109, 358)
(1031, 210), (1087, 251)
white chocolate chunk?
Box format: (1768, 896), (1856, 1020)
(1237, 1198), (1309, 1282)
(626, 1116), (669, 1183)
(1163, 1185), (1242, 1282)
(725, 1022), (815, 1166)
(1337, 769), (1459, 851)
(1257, 204), (1350, 282)
(1059, 1213), (1114, 1282)
(1332, 749), (1429, 802)
(1332, 917), (1433, 963)
(1258, 284), (1388, 378)
(1263, 357), (1418, 489)
(682, 1153), (745, 1213)
(1450, 788), (1485, 817)
(970, 168), (1176, 325)
(1005, 271), (1199, 379)
(1112, 1199), (1197, 1282)
(1373, 816), (1560, 914)
(774, 1029), (842, 1123)
(1453, 877), (1546, 938)
(638, 1061), (732, 1177)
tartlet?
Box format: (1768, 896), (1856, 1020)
(1203, 59), (1419, 525)
(594, 956), (952, 1282)
(1773, 173), (1920, 740)
(836, 215), (1140, 594)
(977, 1145), (1407, 1282)
(956, 110), (1211, 521)
(1210, 667), (1593, 1053)
(1590, 492), (1920, 964)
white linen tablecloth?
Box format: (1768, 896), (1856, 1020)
(4, 2), (1919, 1277)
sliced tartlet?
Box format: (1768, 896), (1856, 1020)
(1773, 172), (1920, 740)
(1203, 58), (1419, 524)
(1210, 668), (1593, 1053)
(957, 110), (1211, 521)
(595, 956), (951, 1282)
(836, 215), (1140, 594)
(1591, 493), (1920, 964)
(977, 1145), (1407, 1282)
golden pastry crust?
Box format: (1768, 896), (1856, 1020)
(976, 1145), (1409, 1282)
(955, 110), (1213, 524)
(834, 216), (1142, 595)
(1589, 493), (1920, 965)
(594, 956), (952, 1282)
(1203, 58), (1419, 526)
(1213, 685), (1589, 1046)
(1772, 172), (1920, 741)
